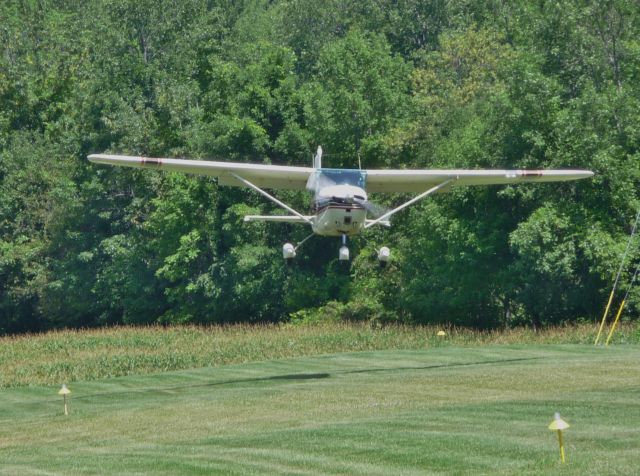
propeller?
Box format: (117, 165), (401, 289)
(352, 197), (389, 219)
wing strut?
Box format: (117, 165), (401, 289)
(364, 179), (455, 229)
(229, 172), (313, 225)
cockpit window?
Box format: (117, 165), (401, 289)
(307, 168), (367, 191)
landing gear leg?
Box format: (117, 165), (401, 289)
(282, 242), (296, 262)
(339, 234), (350, 261)
(283, 233), (315, 263)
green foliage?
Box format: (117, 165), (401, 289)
(509, 204), (595, 324)
(289, 297), (397, 326)
(1, 0), (640, 333)
(301, 29), (411, 167)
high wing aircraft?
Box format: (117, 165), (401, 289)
(88, 147), (593, 265)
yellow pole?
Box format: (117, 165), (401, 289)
(595, 290), (615, 345)
(605, 299), (626, 346)
(557, 430), (565, 463)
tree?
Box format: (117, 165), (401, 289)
(301, 30), (412, 168)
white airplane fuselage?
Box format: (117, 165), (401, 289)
(311, 184), (368, 236)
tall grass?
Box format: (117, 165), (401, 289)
(1, 321), (637, 388)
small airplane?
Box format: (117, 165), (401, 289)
(88, 147), (593, 265)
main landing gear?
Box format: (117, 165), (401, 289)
(282, 242), (296, 260)
(282, 234), (390, 267)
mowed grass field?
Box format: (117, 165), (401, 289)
(1, 324), (639, 475)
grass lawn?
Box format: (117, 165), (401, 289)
(1, 322), (638, 387)
(1, 344), (638, 475)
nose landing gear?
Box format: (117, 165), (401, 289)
(339, 234), (350, 261)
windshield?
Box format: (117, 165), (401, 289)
(307, 168), (367, 191)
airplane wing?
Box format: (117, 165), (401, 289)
(87, 154), (313, 191)
(365, 169), (594, 193)
(243, 215), (313, 224)
(88, 154), (593, 193)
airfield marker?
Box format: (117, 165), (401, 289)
(58, 384), (71, 415)
(605, 299), (626, 346)
(605, 258), (640, 345)
(595, 290), (615, 345)
(596, 208), (640, 345)
(548, 412), (569, 463)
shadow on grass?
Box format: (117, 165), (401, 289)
(341, 357), (543, 375)
(74, 357), (542, 402)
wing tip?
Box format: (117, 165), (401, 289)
(521, 169), (595, 181)
(563, 170), (595, 180)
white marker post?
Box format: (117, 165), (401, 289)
(58, 384), (71, 416)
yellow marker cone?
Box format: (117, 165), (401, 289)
(58, 384), (71, 416)
(437, 330), (446, 337)
(548, 412), (569, 463)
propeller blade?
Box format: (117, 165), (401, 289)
(353, 197), (389, 219)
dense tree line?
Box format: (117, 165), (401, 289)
(1, 0), (639, 334)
